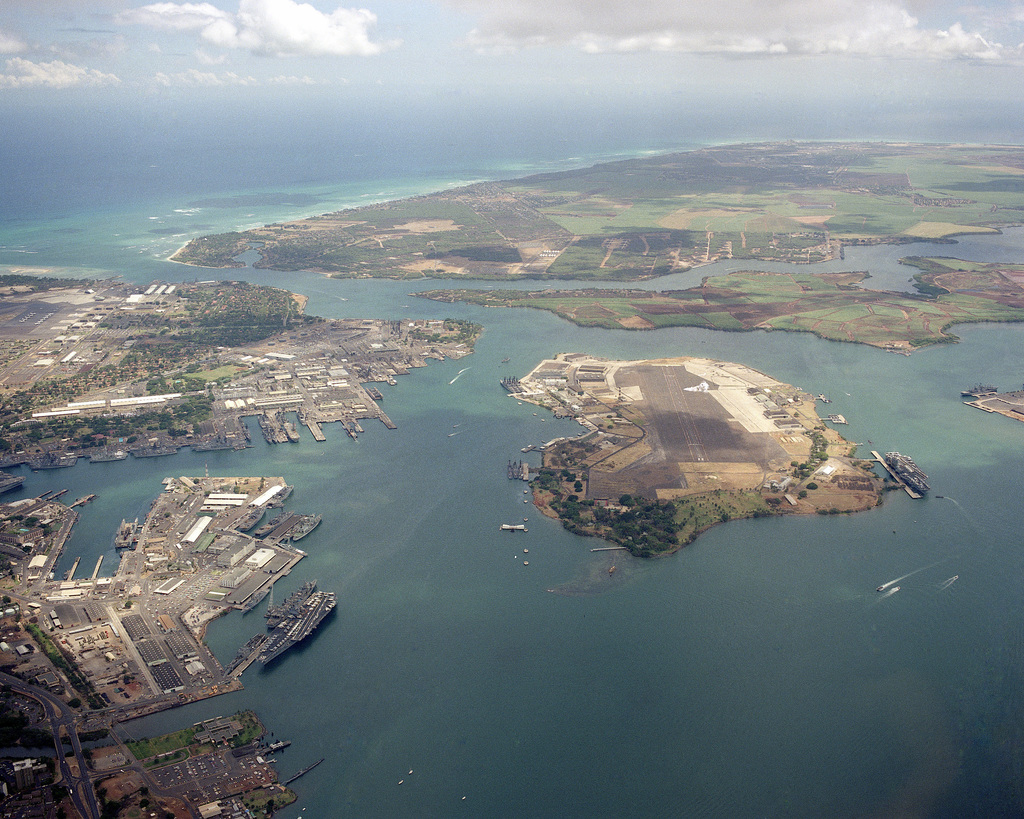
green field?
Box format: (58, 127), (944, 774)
(126, 725), (197, 762)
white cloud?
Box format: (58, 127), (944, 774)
(0, 28), (28, 55)
(153, 68), (258, 85)
(267, 73), (317, 84)
(0, 57), (121, 88)
(118, 0), (397, 57)
(195, 48), (228, 64)
(450, 0), (1014, 60)
(117, 2), (229, 33)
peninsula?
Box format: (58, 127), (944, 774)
(171, 142), (1024, 281)
(0, 276), (480, 465)
(506, 354), (882, 556)
(422, 257), (1024, 351)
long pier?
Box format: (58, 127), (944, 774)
(90, 555), (103, 581)
(303, 418), (326, 442)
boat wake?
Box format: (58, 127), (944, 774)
(935, 495), (979, 530)
(449, 367), (471, 385)
(876, 557), (951, 593)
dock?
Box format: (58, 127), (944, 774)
(66, 556), (81, 581)
(90, 555), (104, 581)
(590, 546), (628, 552)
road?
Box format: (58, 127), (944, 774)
(0, 670), (100, 819)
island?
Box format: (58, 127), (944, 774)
(505, 354), (882, 556)
(171, 142), (1024, 281)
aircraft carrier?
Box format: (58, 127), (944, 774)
(256, 588), (336, 665)
(883, 451), (930, 495)
(0, 471), (25, 495)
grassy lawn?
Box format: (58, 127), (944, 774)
(126, 726), (196, 762)
(193, 364), (247, 381)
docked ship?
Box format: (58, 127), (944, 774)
(130, 443), (179, 458)
(225, 632), (269, 674)
(193, 437), (232, 452)
(500, 376), (523, 394)
(234, 505), (266, 532)
(266, 485), (293, 508)
(254, 511), (288, 539)
(883, 452), (930, 495)
(257, 588), (336, 665)
(29, 452), (78, 470)
(89, 449), (128, 463)
(266, 580), (317, 629)
(288, 514), (321, 542)
(240, 586), (271, 613)
(962, 383), (998, 397)
(114, 518), (140, 551)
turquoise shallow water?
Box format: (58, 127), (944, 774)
(5, 145), (1024, 815)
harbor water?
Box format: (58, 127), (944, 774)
(4, 125), (1024, 815)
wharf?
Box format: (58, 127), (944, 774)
(261, 513), (302, 544)
(304, 417), (326, 442)
(870, 450), (923, 499)
(963, 388), (1024, 424)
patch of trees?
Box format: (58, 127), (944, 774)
(0, 708), (52, 746)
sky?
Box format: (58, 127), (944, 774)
(2, 1), (1024, 142)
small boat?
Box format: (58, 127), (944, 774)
(501, 357), (510, 363)
(608, 566), (616, 575)
(876, 585), (886, 592)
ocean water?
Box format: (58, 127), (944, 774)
(5, 106), (1024, 816)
